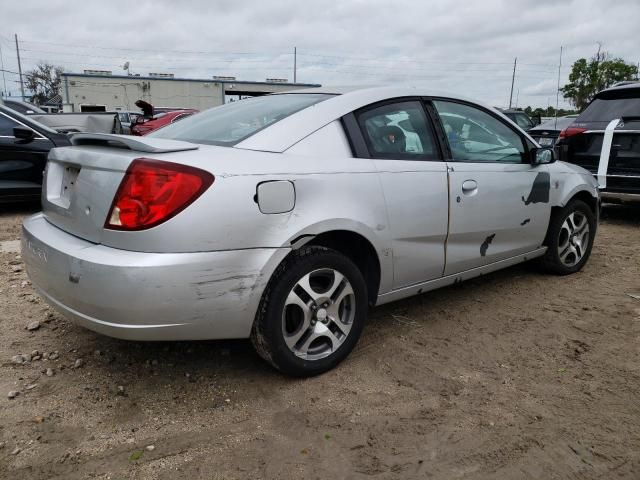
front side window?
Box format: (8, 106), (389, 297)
(150, 93), (333, 146)
(0, 113), (20, 136)
(356, 101), (439, 159)
(434, 101), (526, 163)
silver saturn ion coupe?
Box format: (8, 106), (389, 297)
(22, 87), (599, 376)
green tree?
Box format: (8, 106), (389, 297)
(561, 49), (638, 111)
(25, 63), (64, 105)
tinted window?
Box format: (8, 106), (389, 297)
(513, 113), (534, 130)
(150, 94), (333, 146)
(434, 101), (525, 163)
(0, 112), (20, 136)
(578, 97), (640, 122)
(356, 101), (439, 159)
(1, 107), (58, 135)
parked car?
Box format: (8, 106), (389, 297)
(22, 87), (599, 376)
(0, 105), (71, 202)
(556, 82), (640, 203)
(117, 111), (143, 135)
(30, 112), (124, 134)
(528, 115), (578, 147)
(131, 110), (197, 136)
(499, 109), (541, 131)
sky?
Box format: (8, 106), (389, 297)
(1, 0), (639, 109)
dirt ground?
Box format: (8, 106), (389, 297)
(1, 203), (639, 479)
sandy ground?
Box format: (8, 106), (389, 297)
(1, 203), (639, 479)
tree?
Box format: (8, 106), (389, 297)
(25, 63), (64, 105)
(561, 48), (638, 111)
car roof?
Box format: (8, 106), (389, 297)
(237, 85), (531, 152)
(499, 109), (527, 114)
(596, 81), (640, 99)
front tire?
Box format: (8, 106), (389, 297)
(541, 199), (596, 275)
(251, 246), (368, 377)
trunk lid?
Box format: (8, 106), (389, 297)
(42, 134), (198, 243)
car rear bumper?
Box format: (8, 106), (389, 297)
(22, 213), (288, 341)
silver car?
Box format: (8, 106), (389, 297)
(22, 87), (599, 376)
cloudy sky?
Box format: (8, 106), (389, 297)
(1, 0), (638, 108)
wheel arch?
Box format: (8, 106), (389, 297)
(544, 188), (599, 247)
(302, 230), (382, 306)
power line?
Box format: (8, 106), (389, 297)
(19, 38), (290, 56)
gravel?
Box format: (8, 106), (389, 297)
(26, 320), (41, 331)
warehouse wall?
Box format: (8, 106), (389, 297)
(61, 74), (317, 112)
(62, 75), (225, 111)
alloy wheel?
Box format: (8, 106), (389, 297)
(557, 210), (590, 267)
(281, 268), (356, 361)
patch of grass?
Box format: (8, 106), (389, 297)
(128, 450), (144, 462)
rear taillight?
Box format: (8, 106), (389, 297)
(558, 127), (587, 140)
(105, 158), (214, 231)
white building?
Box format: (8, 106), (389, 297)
(60, 71), (320, 112)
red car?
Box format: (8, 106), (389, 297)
(131, 109), (198, 136)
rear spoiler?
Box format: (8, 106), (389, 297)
(70, 133), (199, 153)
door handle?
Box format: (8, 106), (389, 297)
(461, 180), (478, 195)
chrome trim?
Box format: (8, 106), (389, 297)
(591, 173), (640, 179)
(585, 130), (640, 134)
(601, 192), (640, 202)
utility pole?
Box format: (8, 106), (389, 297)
(508, 57), (517, 109)
(293, 46), (297, 83)
(554, 46), (563, 129)
(15, 34), (25, 101)
(0, 42), (8, 97)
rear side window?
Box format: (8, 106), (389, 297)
(356, 101), (439, 159)
(434, 101), (526, 163)
(578, 96), (640, 122)
(513, 113), (534, 130)
(150, 94), (333, 146)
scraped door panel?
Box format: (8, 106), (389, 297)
(445, 163), (551, 275)
(374, 160), (449, 288)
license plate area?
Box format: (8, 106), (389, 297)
(538, 137), (554, 146)
(46, 162), (81, 209)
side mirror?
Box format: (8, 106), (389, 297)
(531, 147), (555, 165)
(13, 126), (36, 143)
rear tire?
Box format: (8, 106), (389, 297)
(540, 199), (596, 275)
(251, 246), (368, 377)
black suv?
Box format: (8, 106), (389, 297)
(0, 105), (71, 202)
(557, 83), (640, 203)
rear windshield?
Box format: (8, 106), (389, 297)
(578, 96), (640, 122)
(150, 93), (333, 146)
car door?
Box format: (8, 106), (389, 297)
(0, 110), (53, 198)
(431, 99), (551, 275)
(347, 99), (449, 289)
